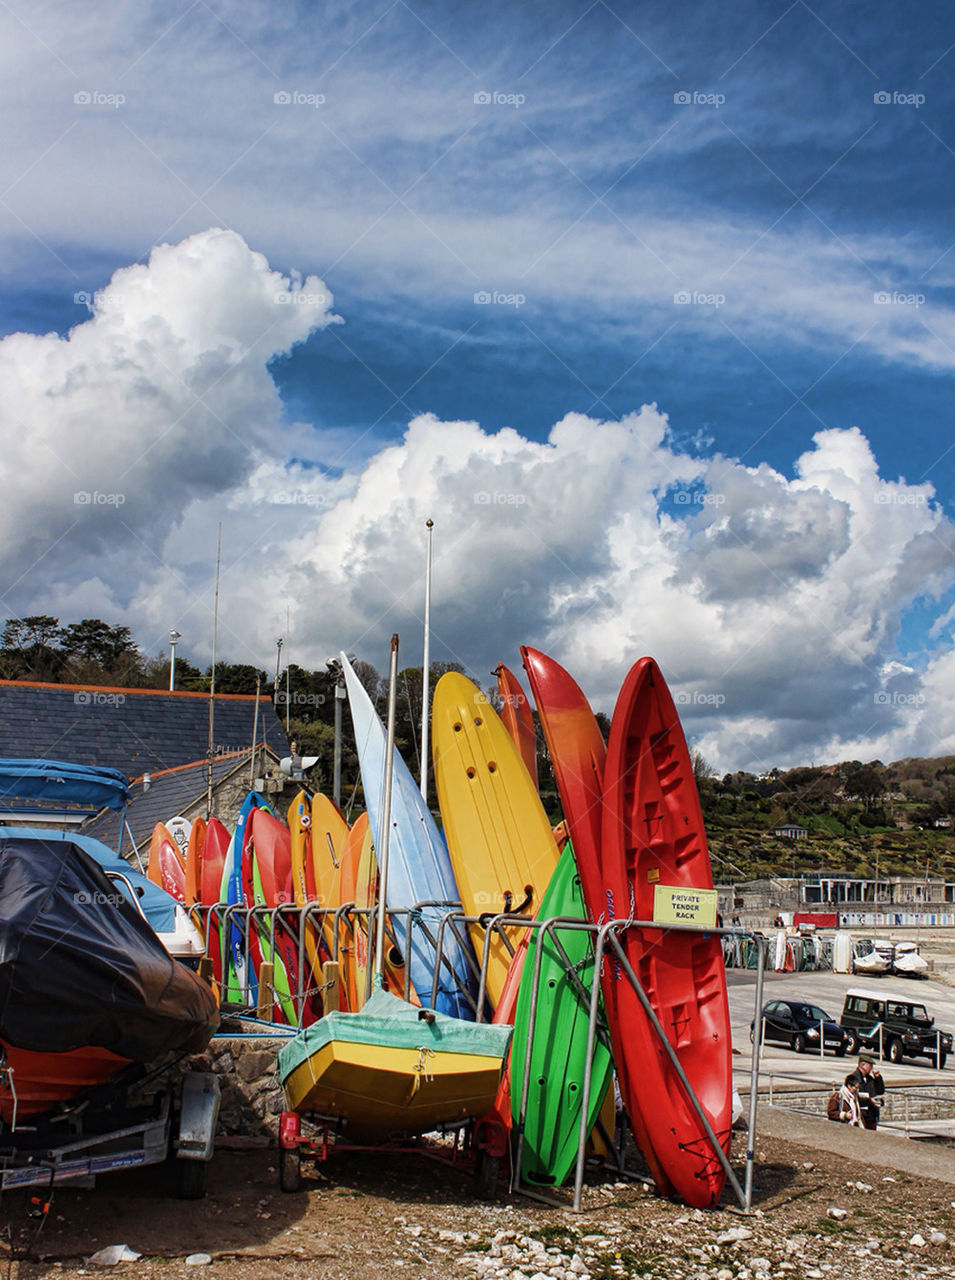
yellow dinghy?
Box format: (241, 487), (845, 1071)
(277, 985), (511, 1139)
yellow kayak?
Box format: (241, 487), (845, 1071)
(431, 672), (559, 1009)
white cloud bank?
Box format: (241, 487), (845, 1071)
(1, 229), (952, 770)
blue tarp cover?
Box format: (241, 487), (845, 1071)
(0, 758), (130, 814)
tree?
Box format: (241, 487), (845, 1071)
(0, 615), (65, 681)
(211, 662), (269, 695)
(845, 765), (884, 811)
(59, 619), (139, 667)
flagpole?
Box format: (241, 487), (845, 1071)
(420, 518), (433, 800)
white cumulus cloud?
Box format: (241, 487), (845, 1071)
(2, 229), (953, 771)
(0, 227), (338, 638)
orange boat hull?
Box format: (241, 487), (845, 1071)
(0, 1041), (129, 1123)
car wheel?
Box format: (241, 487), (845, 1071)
(844, 1031), (859, 1054)
(835, 1045), (847, 1058)
(792, 1033), (806, 1054)
(934, 1051), (948, 1070)
(887, 1038), (904, 1065)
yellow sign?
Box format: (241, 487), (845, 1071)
(653, 884), (718, 928)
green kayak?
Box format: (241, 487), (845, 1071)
(511, 842), (614, 1185)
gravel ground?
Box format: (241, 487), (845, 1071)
(5, 1126), (955, 1280)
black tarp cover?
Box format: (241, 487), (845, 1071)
(0, 837), (218, 1060)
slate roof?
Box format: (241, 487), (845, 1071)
(0, 681), (288, 780)
(82, 751), (270, 855)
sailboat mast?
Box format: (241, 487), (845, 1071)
(374, 633), (400, 981)
(420, 518), (433, 800)
(206, 522), (222, 819)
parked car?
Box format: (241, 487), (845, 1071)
(840, 988), (951, 1068)
(751, 999), (849, 1055)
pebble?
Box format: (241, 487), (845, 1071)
(185, 1256), (212, 1267)
(826, 1208), (847, 1221)
(929, 1230), (947, 1245)
(910, 1234), (927, 1248)
(717, 1227), (753, 1244)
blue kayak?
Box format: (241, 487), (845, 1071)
(341, 654), (476, 1019)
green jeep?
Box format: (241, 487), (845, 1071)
(840, 987), (952, 1068)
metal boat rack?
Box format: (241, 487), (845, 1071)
(192, 901), (769, 1210)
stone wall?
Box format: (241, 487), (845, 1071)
(190, 1032), (288, 1140)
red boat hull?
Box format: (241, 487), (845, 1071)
(521, 648), (672, 1192)
(601, 658), (731, 1208)
(496, 663), (538, 789)
(201, 818), (231, 988)
(0, 1041), (129, 1124)
(520, 647), (606, 913)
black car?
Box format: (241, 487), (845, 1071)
(750, 999), (849, 1055)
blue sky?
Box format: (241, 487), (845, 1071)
(0, 0), (953, 769)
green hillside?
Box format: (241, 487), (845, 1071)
(692, 755), (955, 884)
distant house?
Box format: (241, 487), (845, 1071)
(81, 748), (291, 864)
(0, 679), (287, 777)
(0, 679), (291, 861)
(774, 824), (808, 840)
(934, 817), (952, 829)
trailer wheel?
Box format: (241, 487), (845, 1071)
(475, 1152), (500, 1200)
(844, 1031), (859, 1054)
(177, 1159), (207, 1200)
(280, 1143), (302, 1193)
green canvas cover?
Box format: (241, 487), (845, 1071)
(277, 985), (512, 1082)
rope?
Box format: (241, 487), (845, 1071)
(409, 1047), (436, 1099)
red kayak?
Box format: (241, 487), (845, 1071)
(495, 662), (538, 789)
(201, 818), (231, 989)
(601, 658), (731, 1208)
(146, 822), (185, 903)
(249, 809), (322, 1026)
(520, 647), (605, 914)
